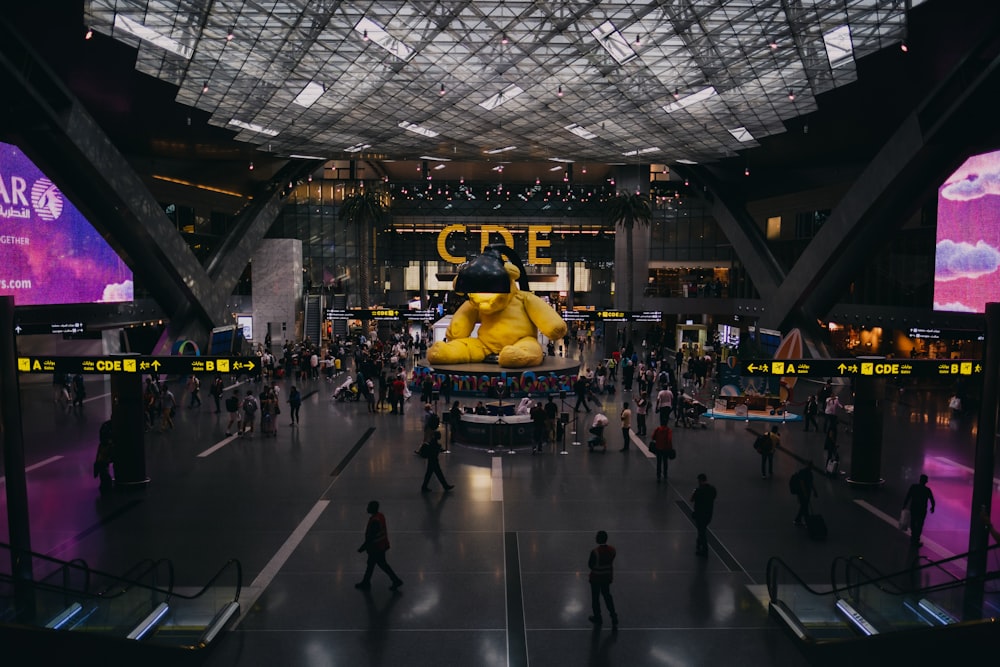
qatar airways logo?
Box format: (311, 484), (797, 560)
(0, 174), (63, 221)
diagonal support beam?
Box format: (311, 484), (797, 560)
(767, 15), (1000, 331)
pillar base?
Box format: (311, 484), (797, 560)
(845, 476), (885, 487)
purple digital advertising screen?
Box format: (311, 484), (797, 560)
(934, 148), (1000, 313)
(0, 141), (133, 306)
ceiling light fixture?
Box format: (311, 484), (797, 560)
(439, 83), (445, 96)
(769, 40), (778, 50)
(900, 40), (908, 53)
(673, 88), (680, 99)
(85, 27), (93, 40)
(202, 82), (209, 93)
(226, 27), (234, 42)
(249, 162), (254, 170)
(635, 34), (641, 46)
(744, 166), (750, 176)
(557, 85), (563, 97)
(362, 29), (368, 41)
(501, 33), (508, 45)
(788, 90), (795, 101)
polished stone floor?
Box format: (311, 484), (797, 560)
(2, 347), (994, 666)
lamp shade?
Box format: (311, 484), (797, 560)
(454, 247), (510, 294)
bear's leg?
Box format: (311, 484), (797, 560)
(498, 337), (544, 368)
(427, 338), (491, 365)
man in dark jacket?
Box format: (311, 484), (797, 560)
(587, 530), (618, 629)
(903, 474), (936, 547)
(690, 473), (717, 557)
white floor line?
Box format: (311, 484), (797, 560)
(0, 455), (63, 485)
(197, 434), (243, 458)
(83, 392), (111, 404)
(491, 456), (504, 502)
(233, 499), (330, 629)
(853, 499), (955, 560)
(630, 429), (654, 458)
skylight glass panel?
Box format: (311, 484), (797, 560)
(114, 14), (193, 59)
(229, 119), (279, 137)
(399, 121), (439, 138)
(823, 25), (854, 68)
(591, 21), (638, 65)
(728, 127), (755, 143)
(478, 85), (525, 111)
(663, 87), (718, 113)
(293, 82), (325, 108)
(355, 17), (416, 62)
(565, 124), (597, 140)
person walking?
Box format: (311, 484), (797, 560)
(655, 384), (673, 426)
(160, 384), (176, 431)
(803, 395), (820, 432)
(619, 402), (632, 452)
(573, 375), (591, 413)
(634, 392), (648, 437)
(224, 391), (242, 436)
(240, 390), (258, 436)
(792, 464), (818, 527)
(649, 423), (674, 482)
(355, 500), (404, 591)
(186, 374), (202, 408)
(587, 530), (619, 629)
(903, 474), (936, 547)
(690, 473), (717, 557)
(823, 393), (843, 433)
(756, 426), (779, 478)
(94, 420), (114, 496)
(419, 431), (454, 492)
(287, 386), (302, 425)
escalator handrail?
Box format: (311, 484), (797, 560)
(1, 541), (241, 610)
(831, 555), (908, 597)
(0, 558), (172, 603)
(35, 557), (91, 596)
(829, 544), (1000, 599)
(0, 542), (175, 600)
(159, 557), (243, 604)
(769, 542), (1000, 606)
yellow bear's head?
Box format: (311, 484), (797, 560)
(467, 263), (520, 315)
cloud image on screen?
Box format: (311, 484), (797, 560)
(0, 142), (133, 306)
(934, 148), (1000, 313)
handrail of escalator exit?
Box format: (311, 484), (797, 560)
(158, 558), (243, 605)
(831, 555), (908, 597)
(828, 544), (1000, 600)
(766, 556), (843, 602)
(0, 541), (176, 600)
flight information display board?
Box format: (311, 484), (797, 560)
(739, 359), (983, 378)
(17, 356), (259, 375)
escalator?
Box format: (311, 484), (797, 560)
(0, 542), (241, 666)
(766, 546), (1000, 666)
(303, 293), (323, 345)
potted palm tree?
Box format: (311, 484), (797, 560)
(338, 188), (386, 308)
(607, 191), (652, 312)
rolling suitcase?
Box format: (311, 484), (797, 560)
(806, 513), (827, 541)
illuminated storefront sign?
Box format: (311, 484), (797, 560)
(437, 224), (553, 265)
(740, 359), (982, 378)
(17, 356), (258, 374)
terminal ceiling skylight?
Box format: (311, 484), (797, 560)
(84, 0), (921, 165)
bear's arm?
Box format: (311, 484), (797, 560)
(522, 293), (568, 340)
(445, 300), (479, 339)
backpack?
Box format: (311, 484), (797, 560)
(753, 433), (770, 453)
(225, 395), (239, 412)
(427, 413), (440, 430)
(789, 471), (801, 495)
(243, 396), (258, 414)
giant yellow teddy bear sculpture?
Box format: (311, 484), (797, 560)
(428, 263), (568, 368)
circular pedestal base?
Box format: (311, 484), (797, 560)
(415, 357), (581, 397)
